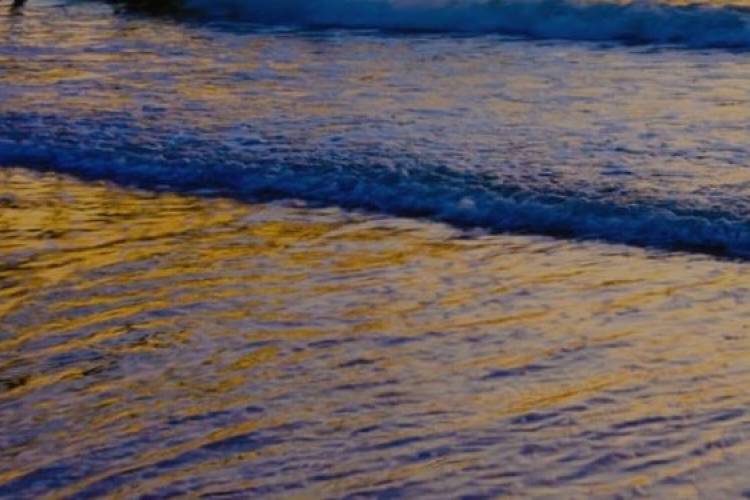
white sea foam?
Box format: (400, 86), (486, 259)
(5, 0), (750, 256)
(180, 0), (750, 47)
(2, 139), (750, 258)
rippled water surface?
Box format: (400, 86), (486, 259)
(4, 0), (750, 497)
(3, 169), (750, 498)
(6, 1), (750, 254)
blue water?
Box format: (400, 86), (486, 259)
(183, 0), (750, 47)
(4, 0), (750, 497)
(4, 1), (750, 257)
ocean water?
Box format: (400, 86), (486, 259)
(2, 0), (750, 497)
(3, 168), (750, 498)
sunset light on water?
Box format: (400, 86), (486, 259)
(3, 0), (750, 497)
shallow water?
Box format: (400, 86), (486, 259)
(4, 0), (750, 497)
(5, 1), (750, 255)
(2, 168), (750, 498)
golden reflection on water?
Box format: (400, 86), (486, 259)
(2, 167), (750, 497)
(7, 0), (750, 224)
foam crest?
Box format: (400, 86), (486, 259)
(176, 0), (750, 47)
(3, 140), (750, 258)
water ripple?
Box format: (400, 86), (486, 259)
(2, 169), (750, 496)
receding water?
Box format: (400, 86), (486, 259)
(3, 0), (750, 497)
(2, 169), (750, 498)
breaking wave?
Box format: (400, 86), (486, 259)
(170, 0), (750, 48)
(3, 138), (750, 259)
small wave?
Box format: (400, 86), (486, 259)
(3, 140), (750, 258)
(158, 0), (750, 48)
